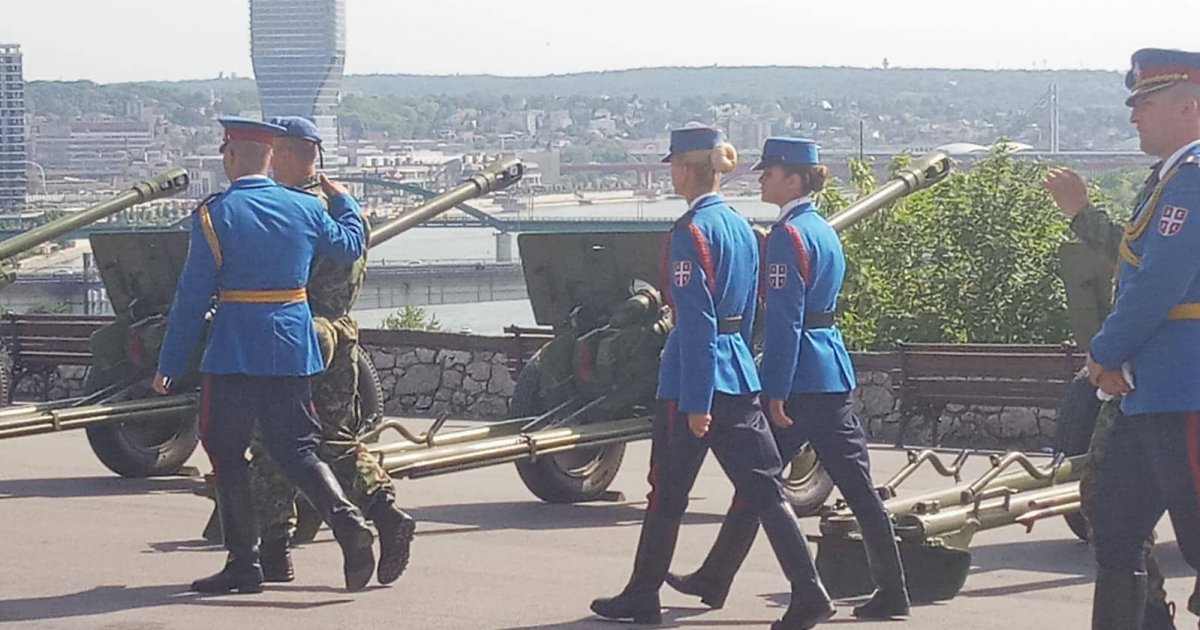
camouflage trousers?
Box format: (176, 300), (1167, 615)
(249, 340), (393, 543)
(1080, 400), (1170, 610)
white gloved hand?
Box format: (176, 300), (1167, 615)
(1096, 363), (1135, 402)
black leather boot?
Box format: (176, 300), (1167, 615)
(191, 482), (264, 594)
(664, 502), (758, 609)
(260, 536), (295, 583)
(1091, 568), (1147, 630)
(294, 462), (375, 592)
(1141, 599), (1176, 630)
(852, 516), (910, 619)
(366, 491), (416, 585)
(590, 511), (681, 624)
(759, 501), (834, 630)
(1188, 577), (1199, 616)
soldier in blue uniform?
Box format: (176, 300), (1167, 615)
(590, 128), (834, 630)
(666, 138), (910, 619)
(152, 116), (375, 595)
(1086, 49), (1200, 629)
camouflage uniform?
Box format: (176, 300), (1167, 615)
(248, 175), (413, 585)
(1070, 200), (1175, 627)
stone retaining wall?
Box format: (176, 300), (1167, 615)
(360, 329), (517, 420)
(23, 332), (1061, 451)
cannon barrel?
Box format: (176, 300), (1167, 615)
(0, 167), (191, 262)
(826, 150), (951, 233)
(367, 158), (524, 248)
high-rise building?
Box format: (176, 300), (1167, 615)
(250, 0), (345, 161)
(0, 44), (26, 211)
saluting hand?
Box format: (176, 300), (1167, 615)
(1043, 168), (1090, 217)
(152, 372), (171, 395)
(318, 173), (349, 197)
(767, 398), (793, 429)
(687, 412), (712, 438)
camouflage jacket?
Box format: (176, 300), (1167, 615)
(1070, 205), (1122, 263)
(300, 176), (369, 345)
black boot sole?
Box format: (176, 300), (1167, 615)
(190, 579), (265, 595)
(589, 602), (663, 625)
(341, 528), (376, 592)
(852, 607), (910, 620)
(377, 517), (416, 585)
(663, 573), (727, 609)
(772, 607), (835, 630)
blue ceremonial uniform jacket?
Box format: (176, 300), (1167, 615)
(157, 175), (365, 379)
(759, 199), (856, 399)
(657, 193), (761, 414)
(1090, 143), (1200, 415)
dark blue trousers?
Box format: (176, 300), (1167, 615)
(775, 393), (881, 504)
(647, 393), (786, 517)
(199, 373), (323, 487)
(1091, 411), (1200, 574)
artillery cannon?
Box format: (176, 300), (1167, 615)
(0, 159), (524, 477)
(0, 167), (190, 264)
(366, 151), (953, 513)
(0, 168), (191, 400)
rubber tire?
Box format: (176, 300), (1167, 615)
(1054, 369), (1101, 541)
(355, 346), (385, 442)
(0, 346), (12, 406)
(511, 354), (626, 503)
(784, 444), (835, 517)
(85, 408), (200, 478)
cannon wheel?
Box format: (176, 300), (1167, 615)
(85, 384), (200, 478)
(356, 346), (386, 442)
(511, 355), (626, 503)
(0, 346), (12, 405)
(784, 445), (834, 517)
(1054, 369), (1102, 541)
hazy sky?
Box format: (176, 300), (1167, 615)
(2, 0), (1197, 83)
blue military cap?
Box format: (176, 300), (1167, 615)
(1125, 48), (1200, 106)
(661, 127), (726, 163)
(270, 116), (323, 145)
(752, 137), (820, 171)
(217, 115), (287, 145)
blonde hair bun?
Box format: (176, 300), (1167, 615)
(711, 142), (738, 174)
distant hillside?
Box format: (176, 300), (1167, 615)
(148, 65), (1127, 110)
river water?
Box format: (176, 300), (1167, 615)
(357, 195), (782, 333)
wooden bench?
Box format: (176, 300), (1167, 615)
(891, 341), (1086, 446)
(0, 313), (114, 400)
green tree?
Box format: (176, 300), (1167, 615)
(830, 149), (1072, 349)
(382, 305), (442, 331)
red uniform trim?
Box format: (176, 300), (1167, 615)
(199, 374), (217, 481)
(647, 400), (679, 513)
(756, 228), (769, 302)
(686, 223), (717, 293)
(224, 128), (278, 144)
(658, 230), (673, 308)
(1186, 412), (1200, 512)
(784, 224), (811, 285)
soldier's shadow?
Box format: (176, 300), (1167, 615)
(0, 475), (200, 500)
(0, 583), (355, 622)
(407, 500), (725, 536)
(493, 606), (766, 629)
(968, 537), (1192, 580)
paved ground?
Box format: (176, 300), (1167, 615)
(0, 418), (1195, 630)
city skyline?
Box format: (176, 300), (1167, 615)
(1, 0), (1198, 83)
